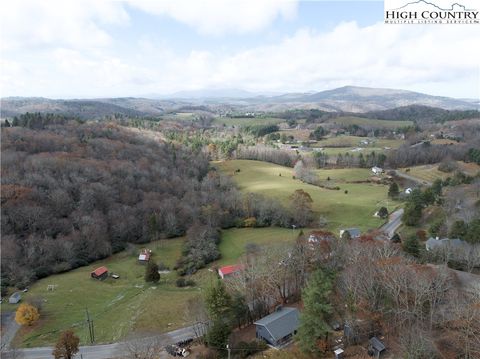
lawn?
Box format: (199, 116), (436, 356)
(215, 160), (395, 232)
(327, 116), (413, 129)
(400, 162), (480, 183)
(4, 227), (307, 347)
(5, 238), (206, 347)
(218, 227), (304, 266)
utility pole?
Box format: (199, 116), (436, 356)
(85, 307), (94, 344)
(226, 344), (231, 359)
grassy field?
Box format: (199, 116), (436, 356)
(216, 160), (395, 232)
(400, 161), (480, 183)
(218, 227), (304, 266)
(212, 117), (285, 127)
(328, 116), (413, 129)
(3, 239), (207, 347)
(312, 135), (403, 149)
(3, 227), (306, 347)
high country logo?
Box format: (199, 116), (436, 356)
(384, 0), (479, 24)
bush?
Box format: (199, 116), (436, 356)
(438, 160), (458, 173)
(176, 278), (196, 287)
(145, 262), (160, 283)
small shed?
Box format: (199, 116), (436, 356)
(255, 307), (299, 347)
(368, 337), (386, 358)
(138, 249), (152, 264)
(91, 266), (108, 280)
(333, 348), (344, 359)
(9, 292), (21, 304)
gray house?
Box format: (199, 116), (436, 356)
(254, 307), (299, 347)
(425, 237), (467, 251)
(9, 292), (21, 304)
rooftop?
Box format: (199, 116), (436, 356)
(254, 307), (299, 341)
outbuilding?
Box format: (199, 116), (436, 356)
(9, 292), (21, 304)
(91, 266), (108, 280)
(254, 307), (299, 347)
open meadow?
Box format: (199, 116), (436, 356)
(327, 116), (413, 129)
(2, 227), (303, 347)
(215, 160), (396, 231)
(400, 161), (480, 183)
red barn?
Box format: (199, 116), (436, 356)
(91, 266), (108, 280)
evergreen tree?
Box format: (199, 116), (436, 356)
(449, 220), (468, 240)
(388, 182), (400, 199)
(145, 262), (160, 283)
(465, 219), (480, 244)
(403, 236), (420, 257)
(205, 320), (231, 354)
(204, 280), (232, 320)
(378, 207), (388, 219)
(297, 269), (333, 354)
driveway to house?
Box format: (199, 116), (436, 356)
(0, 312), (20, 351)
(1, 325), (196, 359)
(380, 208), (404, 238)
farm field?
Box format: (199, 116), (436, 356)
(218, 227), (305, 266)
(3, 227), (304, 347)
(215, 160), (395, 231)
(327, 116), (413, 129)
(311, 135), (403, 148)
(3, 238), (204, 347)
(212, 116), (285, 127)
(400, 161), (480, 183)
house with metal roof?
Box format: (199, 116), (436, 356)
(218, 264), (244, 279)
(339, 228), (361, 239)
(368, 337), (386, 358)
(254, 307), (299, 347)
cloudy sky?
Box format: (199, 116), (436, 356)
(1, 0), (479, 98)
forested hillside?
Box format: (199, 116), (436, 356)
(1, 121), (291, 288)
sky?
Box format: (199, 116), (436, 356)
(1, 0), (479, 99)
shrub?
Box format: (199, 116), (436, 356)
(145, 262), (160, 283)
(157, 262), (170, 271)
(176, 278), (186, 287)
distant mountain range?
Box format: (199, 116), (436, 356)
(1, 86), (477, 118)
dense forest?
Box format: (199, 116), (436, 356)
(1, 120), (294, 288)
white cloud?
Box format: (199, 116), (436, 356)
(0, 1), (479, 98)
(127, 0), (298, 35)
(1, 0), (129, 51)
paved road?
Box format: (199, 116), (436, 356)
(380, 208), (404, 238)
(0, 312), (20, 351)
(394, 170), (432, 186)
(1, 325), (196, 359)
